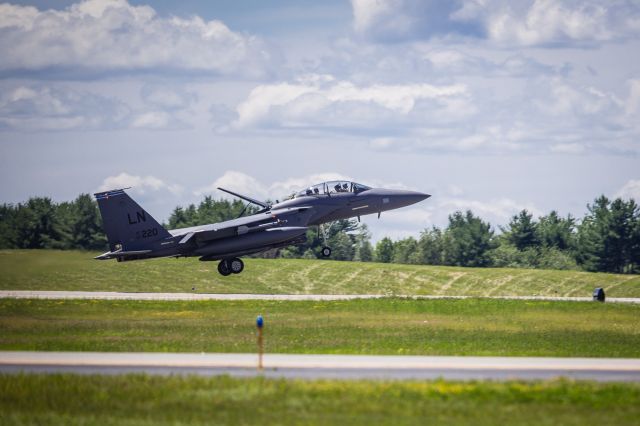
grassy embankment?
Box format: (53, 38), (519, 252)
(1, 250), (639, 296)
(1, 374), (639, 425)
(2, 298), (639, 357)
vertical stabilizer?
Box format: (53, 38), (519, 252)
(94, 189), (171, 251)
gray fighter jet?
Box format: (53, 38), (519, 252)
(94, 180), (430, 275)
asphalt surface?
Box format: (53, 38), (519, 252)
(1, 290), (639, 303)
(2, 352), (639, 382)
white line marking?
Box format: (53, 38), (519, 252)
(2, 352), (639, 371)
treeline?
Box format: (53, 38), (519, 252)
(1, 193), (638, 274)
(0, 195), (106, 250)
(375, 196), (640, 274)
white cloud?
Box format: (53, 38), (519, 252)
(351, 0), (484, 42)
(438, 197), (542, 223)
(0, 85), (129, 131)
(97, 172), (183, 195)
(233, 82), (319, 128)
(626, 79), (640, 116)
(367, 124), (524, 154)
(447, 184), (464, 196)
(0, 83), (193, 131)
(352, 0), (419, 42)
(486, 0), (612, 45)
(129, 111), (188, 130)
(540, 79), (624, 117)
(614, 179), (640, 201)
(232, 75), (469, 129)
(350, 0), (640, 46)
(141, 86), (197, 111)
(195, 171), (269, 199)
(0, 0), (274, 78)
(550, 143), (586, 154)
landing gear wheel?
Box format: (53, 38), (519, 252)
(218, 259), (232, 276)
(321, 247), (332, 257)
(230, 257), (244, 274)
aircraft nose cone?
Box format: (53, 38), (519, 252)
(402, 191), (431, 206)
(408, 191), (431, 202)
(361, 188), (431, 209)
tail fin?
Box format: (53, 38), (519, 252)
(94, 188), (171, 251)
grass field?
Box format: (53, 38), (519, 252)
(1, 250), (639, 297)
(1, 374), (639, 425)
(2, 298), (639, 357)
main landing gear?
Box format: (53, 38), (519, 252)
(218, 257), (244, 276)
(319, 223), (333, 257)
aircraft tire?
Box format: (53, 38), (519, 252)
(321, 247), (332, 257)
(218, 259), (232, 276)
(230, 257), (244, 274)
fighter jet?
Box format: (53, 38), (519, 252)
(94, 180), (430, 276)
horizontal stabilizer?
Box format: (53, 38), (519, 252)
(94, 249), (152, 260)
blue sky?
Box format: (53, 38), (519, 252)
(1, 0), (639, 241)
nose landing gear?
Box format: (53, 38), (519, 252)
(217, 257), (244, 276)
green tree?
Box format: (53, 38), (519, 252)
(329, 231), (354, 261)
(536, 247), (579, 270)
(392, 237), (419, 264)
(0, 204), (17, 248)
(443, 210), (494, 267)
(374, 237), (394, 263)
(196, 197), (249, 225)
(505, 210), (539, 250)
(537, 211), (575, 250)
(416, 227), (444, 265)
(353, 224), (373, 262)
(13, 197), (61, 249)
(576, 196), (639, 273)
(69, 194), (107, 250)
(167, 206), (189, 229)
(183, 204), (198, 226)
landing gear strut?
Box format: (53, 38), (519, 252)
(318, 223), (333, 258)
(218, 257), (244, 276)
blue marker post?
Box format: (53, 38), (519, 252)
(256, 315), (264, 370)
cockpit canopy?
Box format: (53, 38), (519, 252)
(292, 181), (371, 198)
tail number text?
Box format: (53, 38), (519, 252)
(135, 228), (158, 240)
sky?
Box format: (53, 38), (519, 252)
(0, 0), (639, 242)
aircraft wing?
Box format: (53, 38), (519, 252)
(174, 206), (314, 245)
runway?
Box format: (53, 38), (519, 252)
(1, 290), (639, 303)
(1, 352), (639, 382)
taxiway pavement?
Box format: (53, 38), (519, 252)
(1, 291), (639, 303)
(1, 352), (639, 382)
